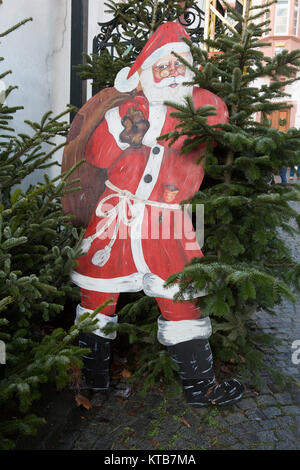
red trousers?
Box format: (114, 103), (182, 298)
(81, 288), (201, 321)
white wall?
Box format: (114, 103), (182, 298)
(0, 0), (71, 185)
(87, 0), (113, 100)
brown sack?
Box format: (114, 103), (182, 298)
(62, 88), (135, 227)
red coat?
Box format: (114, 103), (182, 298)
(71, 87), (228, 299)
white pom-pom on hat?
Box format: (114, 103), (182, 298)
(114, 66), (139, 93)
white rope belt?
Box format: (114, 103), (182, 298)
(81, 180), (181, 266)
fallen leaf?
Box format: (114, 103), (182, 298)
(180, 417), (191, 428)
(238, 354), (246, 363)
(128, 409), (136, 416)
(75, 394), (92, 410)
(121, 368), (132, 379)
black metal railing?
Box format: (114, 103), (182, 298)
(93, 3), (209, 58)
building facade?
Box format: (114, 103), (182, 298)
(260, 0), (300, 130)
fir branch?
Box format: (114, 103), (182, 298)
(0, 18), (32, 37)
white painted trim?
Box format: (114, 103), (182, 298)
(71, 270), (143, 293)
(129, 103), (167, 275)
(157, 315), (212, 346)
(142, 103), (167, 147)
(143, 273), (207, 300)
(75, 304), (118, 339)
(72, 270), (202, 301)
(130, 139), (165, 274)
(105, 107), (130, 150)
(130, 203), (150, 274)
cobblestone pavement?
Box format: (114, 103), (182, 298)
(17, 194), (300, 451)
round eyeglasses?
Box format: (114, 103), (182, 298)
(152, 60), (185, 78)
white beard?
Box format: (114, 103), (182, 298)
(140, 65), (194, 107)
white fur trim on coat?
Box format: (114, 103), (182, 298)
(157, 315), (212, 346)
(75, 304), (118, 339)
(143, 273), (207, 300)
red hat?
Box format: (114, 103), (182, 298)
(114, 22), (191, 93)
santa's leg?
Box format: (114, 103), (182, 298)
(156, 298), (244, 407)
(76, 289), (119, 391)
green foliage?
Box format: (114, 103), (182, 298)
(0, 21), (98, 449)
(158, 0), (300, 383)
(115, 295), (181, 395)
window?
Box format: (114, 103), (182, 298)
(263, 7), (271, 36)
(274, 0), (289, 35)
(294, 0), (299, 35)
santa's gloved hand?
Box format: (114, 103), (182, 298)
(120, 107), (149, 148)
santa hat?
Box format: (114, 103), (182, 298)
(114, 22), (191, 93)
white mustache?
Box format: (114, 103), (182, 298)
(154, 75), (186, 88)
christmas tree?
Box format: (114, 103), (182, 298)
(160, 0), (300, 388)
(0, 19), (98, 449)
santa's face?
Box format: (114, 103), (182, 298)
(139, 51), (194, 105)
(152, 53), (187, 86)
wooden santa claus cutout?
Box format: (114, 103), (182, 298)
(62, 22), (244, 406)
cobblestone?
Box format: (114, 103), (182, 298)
(236, 398), (257, 411)
(245, 408), (265, 421)
(256, 395), (278, 406)
(262, 407), (282, 419)
(255, 430), (278, 443)
(273, 393), (294, 405)
(275, 415), (297, 428)
(224, 413), (247, 426)
(275, 428), (300, 442)
(281, 405), (300, 415)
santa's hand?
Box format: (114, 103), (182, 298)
(80, 236), (93, 253)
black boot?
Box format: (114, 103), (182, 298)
(168, 339), (244, 407)
(78, 332), (111, 390)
